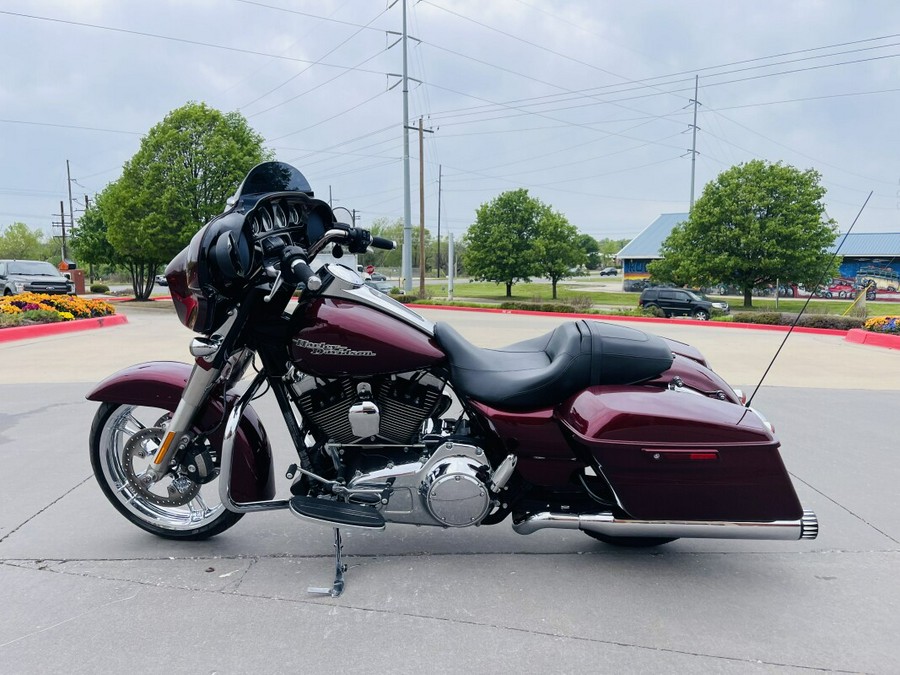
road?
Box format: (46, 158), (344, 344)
(0, 301), (898, 673)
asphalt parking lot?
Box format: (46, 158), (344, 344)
(1, 302), (898, 673)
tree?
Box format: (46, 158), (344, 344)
(534, 210), (587, 299)
(576, 234), (602, 270)
(102, 102), (271, 299)
(596, 237), (630, 268)
(648, 160), (837, 308)
(70, 201), (120, 282)
(0, 222), (56, 260)
(463, 189), (544, 297)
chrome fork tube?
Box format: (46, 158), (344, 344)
(145, 361), (222, 480)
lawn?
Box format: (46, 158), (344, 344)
(426, 280), (898, 316)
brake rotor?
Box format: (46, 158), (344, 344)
(121, 427), (199, 507)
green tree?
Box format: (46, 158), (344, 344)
(70, 200), (120, 281)
(534, 210), (587, 299)
(649, 160), (837, 308)
(102, 102), (271, 299)
(359, 217), (433, 274)
(463, 189), (544, 297)
(0, 222), (56, 260)
(596, 237), (630, 268)
(576, 234), (602, 270)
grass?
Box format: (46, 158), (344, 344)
(421, 280), (898, 316)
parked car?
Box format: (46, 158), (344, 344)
(692, 290), (730, 314)
(364, 279), (394, 294)
(155, 274), (168, 287)
(622, 278), (649, 292)
(599, 267), (618, 276)
(0, 259), (74, 296)
(369, 273), (387, 281)
(638, 287), (715, 320)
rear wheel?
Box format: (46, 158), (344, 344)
(584, 531), (676, 547)
(89, 402), (242, 540)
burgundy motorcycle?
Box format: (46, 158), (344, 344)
(87, 161), (817, 596)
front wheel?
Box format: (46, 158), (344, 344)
(584, 531), (676, 547)
(89, 402), (243, 540)
(692, 309), (710, 321)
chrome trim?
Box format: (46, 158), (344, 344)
(320, 263), (434, 335)
(801, 509), (819, 539)
(348, 400), (380, 438)
(512, 509), (818, 541)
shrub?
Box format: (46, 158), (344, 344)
(0, 314), (23, 328)
(731, 312), (864, 330)
(21, 309), (64, 324)
(90, 283), (110, 293)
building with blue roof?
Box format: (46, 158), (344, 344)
(617, 213), (900, 290)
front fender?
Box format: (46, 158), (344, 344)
(87, 361), (275, 503)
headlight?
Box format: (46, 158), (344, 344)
(14, 281), (25, 291)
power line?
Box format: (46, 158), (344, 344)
(0, 9), (386, 76)
(239, 4), (391, 112)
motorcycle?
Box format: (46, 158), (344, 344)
(87, 161), (817, 597)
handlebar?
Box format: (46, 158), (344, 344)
(289, 257), (322, 291)
(371, 235), (396, 250)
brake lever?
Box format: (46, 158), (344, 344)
(263, 268), (284, 303)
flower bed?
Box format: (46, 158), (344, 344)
(0, 292), (116, 329)
(863, 315), (900, 335)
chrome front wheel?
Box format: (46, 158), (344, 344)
(89, 402), (242, 539)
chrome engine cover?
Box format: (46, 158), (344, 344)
(347, 441), (493, 528)
(424, 456), (491, 527)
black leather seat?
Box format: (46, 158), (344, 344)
(433, 320), (673, 410)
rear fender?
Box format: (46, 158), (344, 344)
(87, 361), (275, 503)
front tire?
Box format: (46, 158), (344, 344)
(692, 308), (710, 321)
(89, 402), (243, 540)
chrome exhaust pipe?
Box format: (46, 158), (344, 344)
(512, 509), (818, 541)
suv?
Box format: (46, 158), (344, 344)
(638, 287), (714, 320)
(0, 259), (74, 296)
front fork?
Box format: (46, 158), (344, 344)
(144, 314), (248, 481)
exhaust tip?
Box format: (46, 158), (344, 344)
(800, 509), (818, 539)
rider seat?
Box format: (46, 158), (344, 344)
(433, 320), (673, 411)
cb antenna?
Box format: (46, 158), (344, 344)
(744, 191), (873, 409)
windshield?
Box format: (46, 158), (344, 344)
(8, 261), (61, 276)
(235, 161), (313, 198)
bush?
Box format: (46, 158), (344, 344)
(90, 283), (110, 293)
(731, 312), (864, 330)
(21, 309), (64, 324)
(0, 314), (23, 328)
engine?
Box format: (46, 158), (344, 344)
(293, 370), (448, 445)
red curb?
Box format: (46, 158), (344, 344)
(411, 304), (849, 336)
(0, 314), (128, 343)
(845, 328), (900, 350)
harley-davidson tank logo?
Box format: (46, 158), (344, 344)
(293, 338), (376, 357)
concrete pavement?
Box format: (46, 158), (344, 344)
(1, 302), (898, 673)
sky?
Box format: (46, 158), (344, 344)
(3, 0), (900, 251)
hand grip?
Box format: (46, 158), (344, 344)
(371, 236), (396, 250)
(290, 258), (322, 291)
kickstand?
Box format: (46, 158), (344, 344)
(308, 527), (347, 598)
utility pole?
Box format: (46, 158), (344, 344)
(417, 117), (433, 296)
(436, 164), (442, 278)
(66, 160), (75, 261)
(448, 233), (454, 300)
(59, 201), (67, 260)
(401, 0), (412, 292)
(689, 75), (700, 211)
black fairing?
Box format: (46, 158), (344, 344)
(433, 320), (673, 410)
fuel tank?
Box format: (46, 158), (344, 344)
(290, 297), (446, 378)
